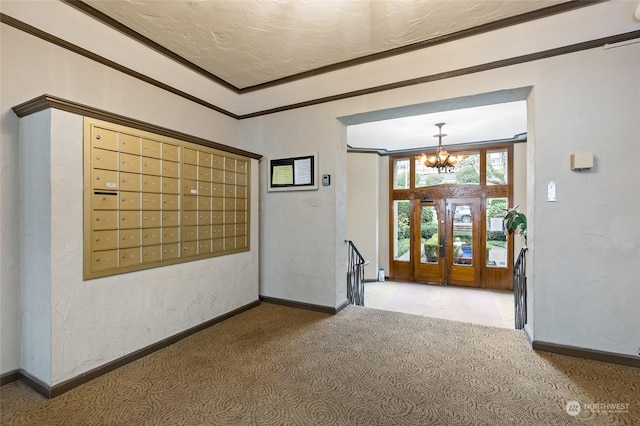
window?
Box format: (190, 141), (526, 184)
(486, 198), (508, 268)
(487, 149), (508, 185)
(415, 152), (480, 187)
(393, 158), (410, 189)
(393, 200), (410, 261)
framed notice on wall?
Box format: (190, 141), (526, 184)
(268, 153), (318, 191)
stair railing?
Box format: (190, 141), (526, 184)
(345, 240), (368, 306)
(514, 247), (528, 330)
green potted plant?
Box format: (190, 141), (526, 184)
(503, 204), (527, 245)
(424, 234), (439, 262)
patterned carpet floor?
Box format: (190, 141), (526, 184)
(1, 303), (639, 425)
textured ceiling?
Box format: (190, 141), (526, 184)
(82, 0), (570, 90)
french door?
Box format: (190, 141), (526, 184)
(414, 198), (480, 287)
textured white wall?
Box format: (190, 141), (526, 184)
(242, 42), (639, 356)
(242, 107), (345, 308)
(529, 45), (640, 355)
(18, 111), (53, 383)
(347, 153), (379, 281)
(0, 22), (257, 381)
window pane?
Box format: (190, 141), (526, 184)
(453, 204), (473, 266)
(393, 158), (410, 189)
(486, 198), (508, 268)
(415, 152), (480, 186)
(420, 205), (439, 264)
(393, 200), (410, 261)
(487, 149), (508, 185)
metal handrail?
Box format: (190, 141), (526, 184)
(345, 240), (367, 306)
(514, 247), (528, 329)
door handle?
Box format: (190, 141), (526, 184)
(439, 236), (446, 257)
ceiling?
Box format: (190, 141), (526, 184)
(79, 0), (573, 90)
(347, 100), (527, 152)
(72, 1), (586, 151)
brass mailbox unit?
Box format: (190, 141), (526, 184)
(84, 117), (250, 279)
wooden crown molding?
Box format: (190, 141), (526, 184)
(66, 0), (605, 93)
(3, 11), (639, 120)
(12, 94), (262, 160)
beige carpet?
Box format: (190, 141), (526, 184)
(1, 303), (639, 425)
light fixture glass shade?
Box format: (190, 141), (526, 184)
(420, 123), (467, 173)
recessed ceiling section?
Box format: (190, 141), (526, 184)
(347, 101), (527, 153)
(80, 0), (571, 89)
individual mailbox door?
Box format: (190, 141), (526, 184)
(162, 243), (179, 260)
(92, 128), (118, 151)
(183, 164), (197, 181)
(198, 225), (212, 239)
(182, 226), (197, 242)
(198, 239), (212, 254)
(162, 177), (179, 194)
(119, 229), (141, 248)
(93, 170), (118, 191)
(142, 193), (161, 210)
(182, 211), (197, 226)
(142, 228), (162, 246)
(119, 247), (141, 267)
(142, 157), (161, 176)
(198, 181), (212, 196)
(198, 166), (212, 182)
(212, 155), (224, 170)
(93, 148), (118, 170)
(142, 245), (162, 263)
(119, 211), (141, 229)
(92, 193), (118, 210)
(162, 211), (179, 227)
(182, 179), (198, 195)
(182, 196), (197, 211)
(224, 158), (236, 171)
(142, 210), (161, 228)
(182, 241), (197, 257)
(162, 144), (179, 161)
(120, 152), (141, 173)
(199, 152), (212, 167)
(142, 139), (161, 158)
(92, 210), (118, 230)
(212, 238), (224, 252)
(119, 133), (141, 155)
(93, 230), (118, 251)
(92, 249), (118, 271)
(162, 194), (179, 210)
(162, 160), (179, 178)
(120, 172), (141, 192)
(142, 175), (161, 193)
(119, 192), (141, 210)
(162, 227), (179, 244)
(183, 148), (197, 165)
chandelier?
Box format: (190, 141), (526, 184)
(420, 122), (467, 173)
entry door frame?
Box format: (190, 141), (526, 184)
(388, 143), (515, 289)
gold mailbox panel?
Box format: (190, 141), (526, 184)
(84, 117), (252, 279)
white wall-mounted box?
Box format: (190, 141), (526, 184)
(571, 153), (594, 171)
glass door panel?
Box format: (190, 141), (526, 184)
(486, 198), (508, 268)
(414, 199), (444, 284)
(421, 205), (439, 264)
(453, 204), (473, 266)
(393, 200), (410, 261)
(447, 199), (480, 287)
